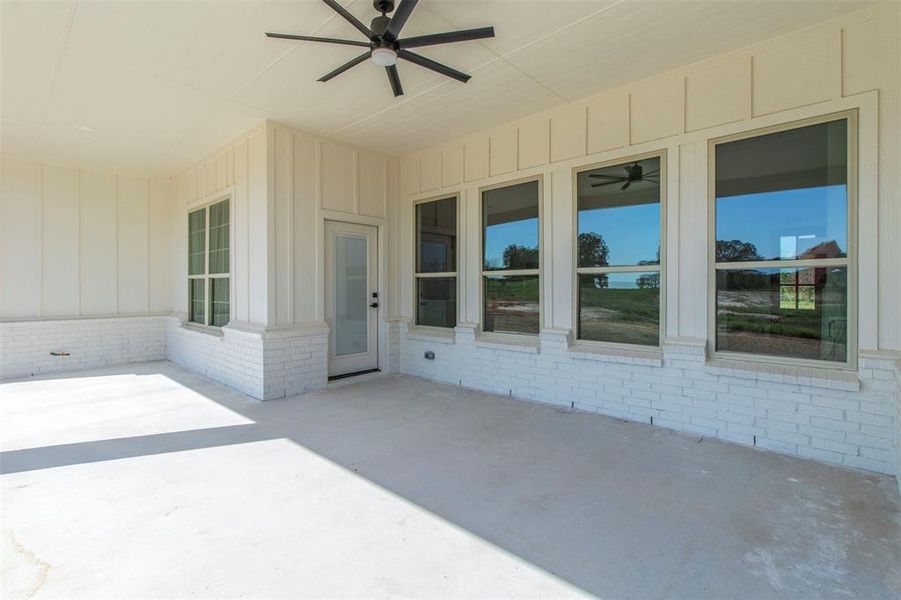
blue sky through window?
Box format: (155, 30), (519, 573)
(578, 202), (659, 265)
(716, 185), (847, 260)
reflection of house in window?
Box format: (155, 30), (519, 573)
(799, 240), (843, 260)
(780, 269), (816, 310)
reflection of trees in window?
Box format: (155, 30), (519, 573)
(501, 244), (539, 270)
(716, 239), (762, 262)
(576, 155), (662, 346)
(578, 232), (609, 288)
(636, 245), (661, 288)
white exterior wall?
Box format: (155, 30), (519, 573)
(392, 4), (901, 476)
(166, 122), (394, 399)
(0, 158), (174, 377)
(0, 317), (167, 379)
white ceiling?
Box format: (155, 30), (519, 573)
(0, 0), (875, 177)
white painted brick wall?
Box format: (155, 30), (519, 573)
(166, 318), (266, 398)
(0, 317), (167, 379)
(166, 318), (328, 401)
(400, 323), (899, 476)
(260, 324), (328, 400)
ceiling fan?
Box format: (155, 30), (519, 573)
(266, 0), (495, 97)
(589, 162), (659, 191)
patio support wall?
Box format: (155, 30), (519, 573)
(167, 122), (395, 399)
(392, 3), (901, 479)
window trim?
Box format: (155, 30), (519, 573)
(187, 195), (232, 329)
(412, 193), (460, 332)
(571, 149), (667, 350)
(706, 109), (858, 370)
(478, 175), (544, 339)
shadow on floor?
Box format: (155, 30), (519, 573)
(2, 361), (900, 598)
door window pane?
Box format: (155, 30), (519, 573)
(188, 209), (206, 275)
(483, 181), (539, 270)
(189, 279), (205, 324)
(417, 278), (456, 328)
(484, 275), (539, 335)
(334, 235), (368, 356)
(578, 272), (660, 346)
(211, 278), (229, 327)
(416, 198), (456, 273)
(577, 157), (660, 267)
(209, 200), (229, 274)
(715, 120), (848, 262)
(716, 266), (847, 362)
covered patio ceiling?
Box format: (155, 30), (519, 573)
(0, 0), (876, 177)
(3, 362), (900, 597)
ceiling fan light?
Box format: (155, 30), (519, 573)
(371, 47), (397, 66)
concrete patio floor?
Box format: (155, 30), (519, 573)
(1, 361), (900, 599)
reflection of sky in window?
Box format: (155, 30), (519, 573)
(717, 185), (847, 260)
(484, 218), (538, 269)
(578, 202), (659, 265)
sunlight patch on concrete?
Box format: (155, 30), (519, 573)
(0, 372), (253, 452)
(1, 438), (585, 597)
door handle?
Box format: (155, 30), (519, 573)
(370, 302), (379, 308)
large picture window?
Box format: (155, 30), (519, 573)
(188, 198), (230, 327)
(576, 155), (662, 346)
(712, 115), (853, 364)
(414, 196), (457, 328)
(482, 180), (540, 335)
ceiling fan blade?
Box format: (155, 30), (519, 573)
(399, 26), (495, 49)
(591, 180), (624, 188)
(621, 181), (631, 191)
(265, 32), (370, 47)
(384, 0), (418, 41)
(398, 49), (470, 82)
(587, 174), (625, 180)
(321, 0), (374, 39)
(642, 169), (660, 177)
(318, 52), (371, 82)
(385, 65), (404, 96)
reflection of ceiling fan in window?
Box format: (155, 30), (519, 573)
(589, 162), (659, 191)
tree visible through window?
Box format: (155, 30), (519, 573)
(713, 116), (851, 363)
(482, 180), (540, 335)
(575, 155), (662, 346)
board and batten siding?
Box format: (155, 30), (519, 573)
(0, 157), (173, 320)
(395, 2), (900, 353)
(271, 122), (395, 326)
(172, 121), (395, 328)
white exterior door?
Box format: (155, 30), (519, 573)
(324, 221), (379, 377)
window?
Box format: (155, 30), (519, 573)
(188, 198), (230, 327)
(415, 196), (456, 328)
(575, 155), (662, 346)
(482, 180), (540, 335)
(712, 115), (853, 364)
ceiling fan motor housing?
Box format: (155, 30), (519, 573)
(373, 0), (395, 15)
(370, 15), (392, 39)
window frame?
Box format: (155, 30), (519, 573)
(571, 149), (667, 350)
(412, 193), (461, 331)
(478, 175), (544, 339)
(187, 196), (232, 329)
(706, 109), (858, 370)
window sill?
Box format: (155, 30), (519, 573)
(569, 343), (663, 367)
(181, 322), (224, 338)
(705, 358), (859, 391)
(474, 335), (539, 354)
(407, 327), (456, 344)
